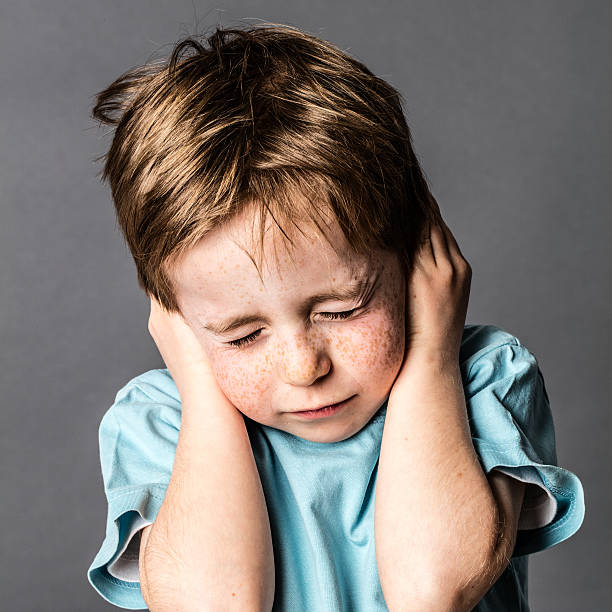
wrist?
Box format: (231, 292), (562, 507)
(179, 383), (239, 429)
(390, 348), (461, 402)
(403, 344), (459, 371)
(175, 368), (222, 403)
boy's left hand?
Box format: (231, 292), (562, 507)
(391, 197), (472, 395)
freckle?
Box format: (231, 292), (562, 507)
(457, 471), (462, 477)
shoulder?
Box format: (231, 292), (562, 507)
(459, 324), (523, 368)
(113, 367), (181, 406)
(101, 368), (182, 435)
(458, 324), (546, 405)
(459, 324), (538, 378)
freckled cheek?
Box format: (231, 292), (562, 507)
(347, 307), (404, 384)
(208, 352), (273, 419)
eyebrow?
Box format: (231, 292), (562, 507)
(202, 273), (377, 337)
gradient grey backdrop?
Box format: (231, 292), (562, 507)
(1, 1), (609, 610)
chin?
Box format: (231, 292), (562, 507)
(296, 416), (368, 444)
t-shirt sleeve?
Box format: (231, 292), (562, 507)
(86, 369), (181, 609)
(461, 336), (585, 557)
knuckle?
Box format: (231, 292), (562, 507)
(458, 258), (472, 275)
(439, 262), (455, 281)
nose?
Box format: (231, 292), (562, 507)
(278, 331), (331, 386)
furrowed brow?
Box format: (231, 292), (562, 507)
(202, 274), (376, 337)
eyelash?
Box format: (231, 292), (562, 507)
(226, 308), (359, 348)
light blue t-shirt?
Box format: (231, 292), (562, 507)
(87, 324), (585, 610)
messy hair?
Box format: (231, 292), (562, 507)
(91, 22), (440, 313)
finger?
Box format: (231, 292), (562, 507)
(150, 295), (171, 316)
(419, 221), (436, 265)
(149, 295), (159, 314)
(428, 192), (443, 224)
(430, 220), (452, 267)
(428, 198), (450, 266)
(438, 217), (466, 261)
(426, 192), (451, 262)
(149, 296), (169, 323)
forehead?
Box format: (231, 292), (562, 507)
(169, 204), (372, 295)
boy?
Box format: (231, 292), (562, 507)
(86, 23), (584, 611)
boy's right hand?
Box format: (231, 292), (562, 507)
(148, 297), (216, 399)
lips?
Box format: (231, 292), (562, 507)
(296, 395), (354, 413)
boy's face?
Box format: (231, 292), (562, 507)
(168, 203), (406, 443)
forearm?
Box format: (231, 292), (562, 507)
(142, 378), (275, 611)
(374, 356), (500, 611)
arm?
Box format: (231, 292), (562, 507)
(376, 359), (523, 611)
(374, 209), (522, 611)
(141, 299), (275, 611)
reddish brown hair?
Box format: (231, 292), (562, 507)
(92, 22), (439, 313)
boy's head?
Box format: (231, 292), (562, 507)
(92, 23), (440, 442)
(164, 194), (406, 443)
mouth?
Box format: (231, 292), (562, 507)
(292, 395), (355, 420)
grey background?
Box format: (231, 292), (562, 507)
(1, 1), (609, 610)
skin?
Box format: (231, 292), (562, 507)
(148, 196), (525, 607)
(153, 201), (407, 444)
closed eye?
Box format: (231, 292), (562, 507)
(226, 308), (359, 349)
